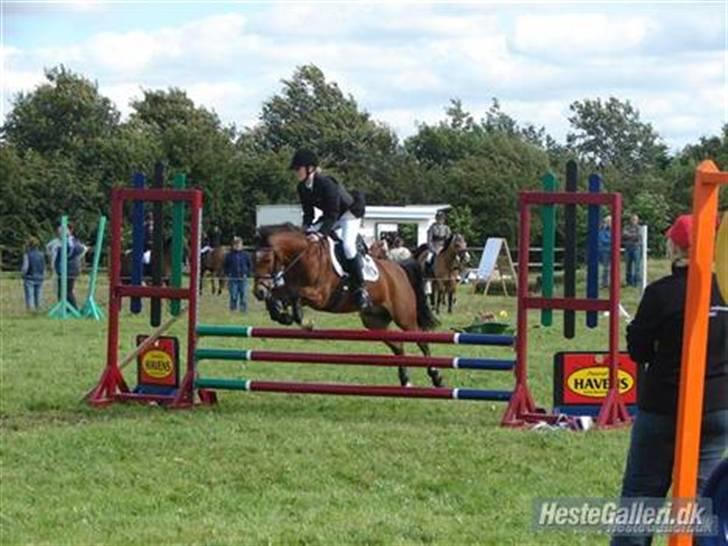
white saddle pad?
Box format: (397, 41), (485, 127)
(327, 237), (380, 282)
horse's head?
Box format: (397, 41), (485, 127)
(449, 233), (471, 268)
(252, 223), (306, 301)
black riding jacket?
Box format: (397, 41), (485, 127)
(297, 173), (354, 236)
(626, 265), (728, 415)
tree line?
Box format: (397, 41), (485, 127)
(1, 64), (726, 267)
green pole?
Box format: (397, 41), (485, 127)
(48, 215), (81, 319)
(80, 215), (106, 320)
(540, 173), (557, 327)
(170, 173), (186, 316)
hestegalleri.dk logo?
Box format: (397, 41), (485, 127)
(532, 497), (717, 536)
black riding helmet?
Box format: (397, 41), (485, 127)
(289, 148), (318, 170)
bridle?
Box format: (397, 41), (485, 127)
(254, 238), (314, 296)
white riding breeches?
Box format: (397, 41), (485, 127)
(312, 211), (361, 259)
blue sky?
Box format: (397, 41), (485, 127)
(2, 1), (726, 150)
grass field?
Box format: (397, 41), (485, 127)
(1, 262), (674, 545)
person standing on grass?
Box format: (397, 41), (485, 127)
(223, 236), (252, 313)
(21, 236), (45, 311)
(623, 214), (642, 287)
(53, 222), (86, 310)
(598, 214), (612, 289)
(610, 214), (728, 546)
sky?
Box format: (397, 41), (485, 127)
(1, 1), (726, 151)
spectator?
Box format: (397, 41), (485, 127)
(389, 237), (412, 263)
(52, 222), (86, 309)
(598, 215), (612, 288)
(46, 231), (61, 270)
(21, 236), (45, 311)
(223, 236), (252, 313)
(623, 214), (642, 287)
(611, 214), (728, 546)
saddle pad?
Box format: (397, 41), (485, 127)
(327, 237), (380, 282)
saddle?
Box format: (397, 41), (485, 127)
(326, 235), (379, 282)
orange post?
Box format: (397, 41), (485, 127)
(669, 160), (728, 546)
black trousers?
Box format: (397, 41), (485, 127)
(56, 276), (78, 309)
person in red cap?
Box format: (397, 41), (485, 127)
(611, 214), (728, 546)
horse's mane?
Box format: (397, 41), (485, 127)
(255, 223), (304, 247)
(413, 243), (430, 259)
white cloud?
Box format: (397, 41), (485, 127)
(512, 14), (651, 57)
(98, 82), (142, 118)
(2, 5), (725, 148)
(370, 106), (448, 137)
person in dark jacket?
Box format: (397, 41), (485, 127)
(21, 236), (45, 311)
(599, 214), (612, 288)
(623, 214), (642, 287)
(611, 214), (728, 546)
(223, 236), (252, 312)
(290, 148), (371, 309)
(53, 222), (86, 310)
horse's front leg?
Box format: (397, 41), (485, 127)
(417, 341), (443, 387)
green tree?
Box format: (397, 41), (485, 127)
(405, 101), (550, 245)
(257, 65), (398, 176)
(680, 124), (728, 168)
(2, 65), (120, 155)
(447, 205), (476, 243)
(566, 97), (668, 173)
(629, 190), (672, 255)
(129, 88), (239, 235)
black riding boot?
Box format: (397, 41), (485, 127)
(346, 255), (372, 310)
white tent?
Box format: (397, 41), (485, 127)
(256, 204), (451, 247)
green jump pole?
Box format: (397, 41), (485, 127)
(540, 173), (557, 326)
(81, 215), (106, 320)
(170, 173), (186, 316)
(48, 215), (81, 319)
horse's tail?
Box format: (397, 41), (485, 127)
(399, 258), (439, 331)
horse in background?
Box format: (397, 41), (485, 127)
(120, 237), (175, 284)
(200, 226), (227, 295)
(253, 224), (443, 388)
(415, 233), (470, 314)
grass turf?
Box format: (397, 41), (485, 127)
(0, 263), (672, 545)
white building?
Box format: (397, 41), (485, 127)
(256, 204), (451, 246)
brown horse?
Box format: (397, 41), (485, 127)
(120, 239), (174, 284)
(253, 224), (442, 387)
(200, 227), (227, 295)
(201, 246), (227, 295)
(415, 234), (470, 314)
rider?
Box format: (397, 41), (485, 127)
(425, 210), (451, 271)
(289, 148), (371, 310)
